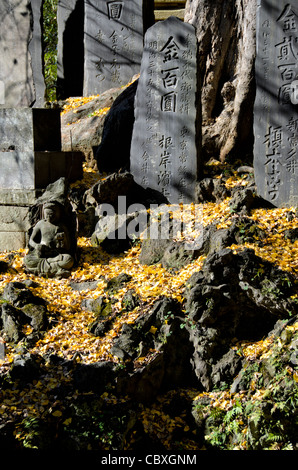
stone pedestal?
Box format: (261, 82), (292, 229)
(0, 108), (83, 251)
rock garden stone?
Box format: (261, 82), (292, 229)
(196, 177), (230, 203)
(105, 273), (132, 294)
(96, 80), (138, 173)
(121, 289), (141, 311)
(0, 281), (48, 344)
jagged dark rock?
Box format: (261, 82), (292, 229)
(82, 295), (113, 317)
(0, 281), (48, 344)
(284, 227), (298, 242)
(105, 273), (132, 294)
(138, 214), (267, 269)
(83, 171), (167, 210)
(0, 261), (9, 274)
(0, 303), (27, 343)
(2, 281), (45, 308)
(95, 80), (138, 174)
(112, 297), (196, 401)
(229, 187), (275, 213)
(121, 289), (141, 311)
(161, 241), (199, 271)
(196, 177), (230, 203)
(89, 318), (113, 337)
(111, 247), (296, 398)
(183, 248), (297, 390)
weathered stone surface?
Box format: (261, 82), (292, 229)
(0, 0), (45, 108)
(2, 281), (46, 307)
(183, 247), (297, 390)
(130, 16), (201, 203)
(0, 109), (82, 190)
(185, 0), (256, 163)
(0, 232), (27, 252)
(0, 281), (48, 343)
(0, 206), (31, 232)
(29, 0), (46, 107)
(254, 0), (298, 207)
(57, 0), (84, 99)
(91, 211), (137, 254)
(83, 0), (154, 96)
(0, 108), (61, 153)
(0, 189), (41, 206)
(196, 177), (230, 203)
(1, 304), (26, 343)
(0, 151), (35, 190)
(61, 85), (123, 167)
(0, 151), (82, 191)
(83, 171), (167, 211)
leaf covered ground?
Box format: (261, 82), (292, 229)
(0, 160), (297, 451)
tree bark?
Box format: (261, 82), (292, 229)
(184, 0), (256, 162)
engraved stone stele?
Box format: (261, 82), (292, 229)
(0, 109), (83, 251)
(130, 16), (201, 204)
(83, 0), (155, 96)
(254, 0), (298, 207)
(0, 0), (46, 108)
(57, 0), (84, 99)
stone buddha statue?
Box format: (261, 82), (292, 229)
(24, 200), (75, 278)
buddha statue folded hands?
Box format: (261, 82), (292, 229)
(24, 200), (75, 278)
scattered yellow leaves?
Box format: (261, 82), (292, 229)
(61, 95), (101, 115)
(0, 161), (297, 451)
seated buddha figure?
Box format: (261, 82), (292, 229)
(24, 201), (75, 278)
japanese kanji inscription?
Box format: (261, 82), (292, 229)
(254, 0), (298, 207)
(130, 16), (201, 204)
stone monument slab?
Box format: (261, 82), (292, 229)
(0, 206), (31, 232)
(0, 108), (83, 251)
(0, 0), (46, 108)
(57, 0), (84, 99)
(254, 0), (298, 207)
(0, 108), (61, 153)
(130, 16), (200, 204)
(0, 232), (27, 252)
(0, 150), (83, 190)
(83, 0), (154, 96)
(0, 151), (35, 190)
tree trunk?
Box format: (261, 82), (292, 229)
(184, 0), (256, 162)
